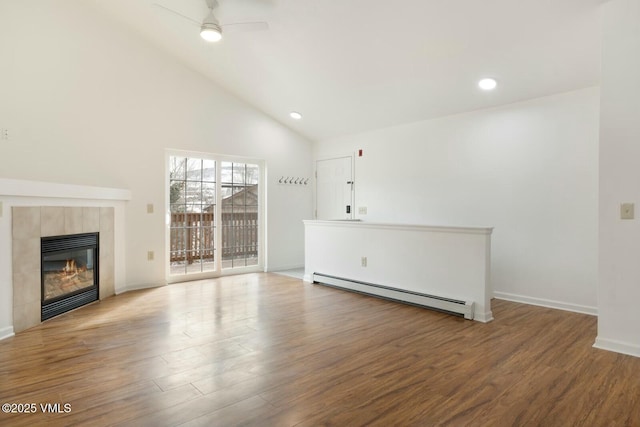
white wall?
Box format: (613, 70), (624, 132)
(596, 0), (640, 356)
(0, 0), (313, 334)
(315, 88), (599, 314)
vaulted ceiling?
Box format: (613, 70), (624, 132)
(90, 0), (602, 141)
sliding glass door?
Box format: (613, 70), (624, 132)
(167, 153), (263, 279)
(220, 162), (260, 268)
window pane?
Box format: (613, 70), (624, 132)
(203, 159), (216, 182)
(221, 162), (233, 184)
(246, 185), (258, 207)
(184, 204), (201, 214)
(201, 211), (214, 228)
(169, 157), (186, 180)
(246, 164), (259, 185)
(170, 204), (185, 214)
(170, 229), (186, 254)
(186, 158), (202, 181)
(220, 185), (233, 200)
(169, 180), (185, 205)
(185, 181), (202, 204)
(202, 182), (215, 207)
(233, 163), (246, 184)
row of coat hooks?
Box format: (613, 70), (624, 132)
(278, 176), (309, 185)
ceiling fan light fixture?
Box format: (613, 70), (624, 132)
(201, 23), (222, 42)
(478, 78), (497, 91)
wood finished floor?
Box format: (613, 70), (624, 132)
(1, 273), (639, 426)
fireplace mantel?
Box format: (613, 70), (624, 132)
(0, 178), (131, 201)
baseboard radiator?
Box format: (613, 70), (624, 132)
(312, 273), (475, 320)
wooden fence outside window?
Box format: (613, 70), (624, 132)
(170, 212), (258, 264)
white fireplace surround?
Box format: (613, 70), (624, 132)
(0, 178), (131, 340)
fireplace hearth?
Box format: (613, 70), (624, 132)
(41, 233), (99, 320)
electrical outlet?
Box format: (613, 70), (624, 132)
(621, 203), (635, 220)
(361, 256), (367, 267)
(147, 251), (154, 261)
(358, 206), (367, 215)
(0, 128), (8, 140)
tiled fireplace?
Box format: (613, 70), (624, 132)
(12, 207), (115, 332)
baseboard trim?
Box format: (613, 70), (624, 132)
(117, 282), (166, 294)
(474, 311), (494, 323)
(493, 291), (597, 316)
(266, 264), (304, 273)
(0, 326), (15, 341)
(593, 337), (640, 358)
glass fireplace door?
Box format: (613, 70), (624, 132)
(41, 232), (99, 320)
(42, 247), (96, 302)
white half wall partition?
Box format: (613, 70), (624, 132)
(303, 220), (493, 322)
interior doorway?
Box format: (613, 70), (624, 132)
(315, 155), (354, 220)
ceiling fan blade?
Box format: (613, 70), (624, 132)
(152, 3), (201, 27)
(221, 21), (269, 33)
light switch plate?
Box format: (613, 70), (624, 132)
(621, 203), (634, 220)
(146, 203), (154, 214)
(0, 201), (3, 217)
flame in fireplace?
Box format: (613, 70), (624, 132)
(64, 259), (78, 277)
(43, 257), (92, 301)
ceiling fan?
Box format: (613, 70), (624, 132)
(153, 0), (269, 42)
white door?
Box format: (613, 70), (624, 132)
(316, 156), (353, 220)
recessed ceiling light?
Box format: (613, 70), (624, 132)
(290, 112), (303, 120)
(478, 78), (497, 91)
